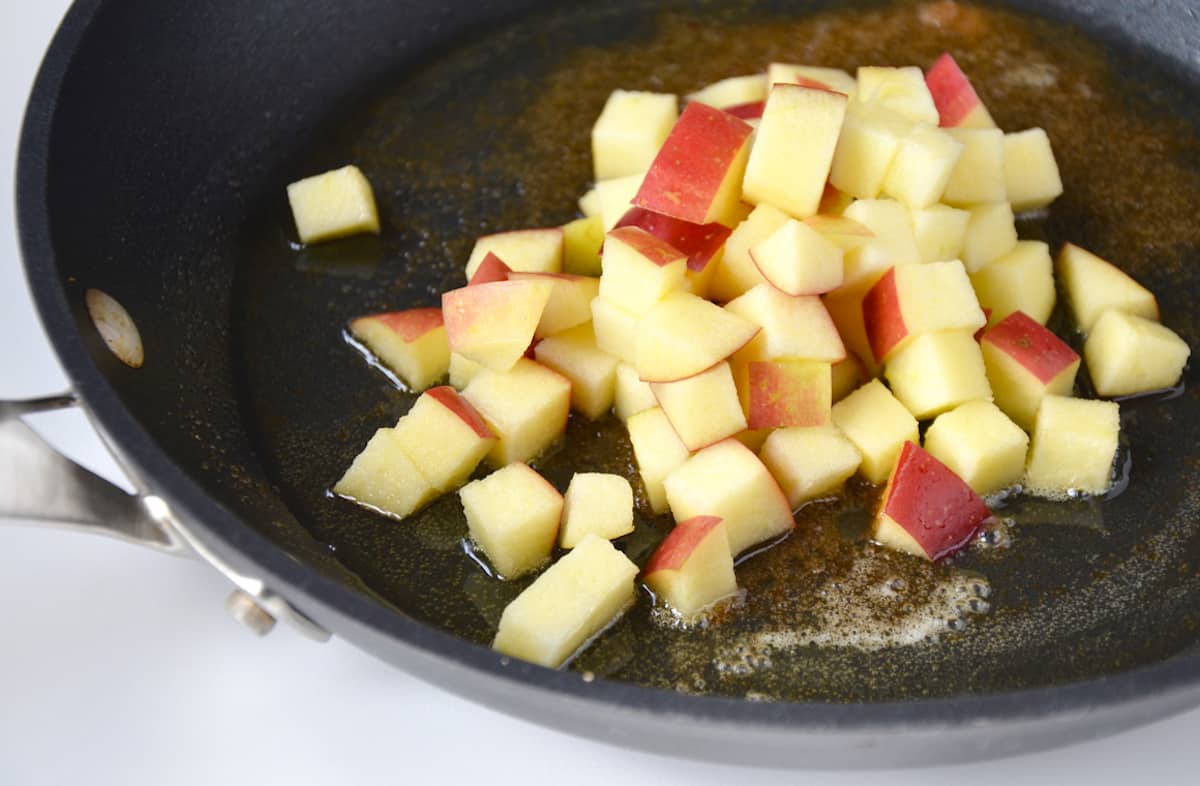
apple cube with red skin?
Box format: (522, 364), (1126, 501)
(831, 379), (920, 484)
(533, 323), (618, 420)
(886, 330), (993, 420)
(725, 284), (846, 364)
(643, 516), (738, 618)
(942, 127), (1007, 206)
(562, 216), (605, 277)
(633, 102), (753, 226)
(442, 278), (553, 373)
(614, 362), (657, 422)
(1004, 128), (1064, 212)
(591, 89), (678, 181)
(723, 101), (764, 122)
(651, 361), (747, 452)
(287, 165), (380, 245)
(464, 228), (563, 280)
(634, 292), (760, 383)
(393, 386), (496, 492)
(923, 400), (1029, 496)
(766, 63), (858, 97)
(626, 406), (691, 515)
(349, 307), (450, 391)
(468, 252), (513, 286)
(708, 203), (789, 302)
(924, 52), (996, 129)
(760, 425), (862, 508)
(1025, 396), (1120, 497)
(687, 74), (768, 109)
(614, 207), (731, 278)
(749, 219), (844, 296)
(873, 441), (991, 561)
(970, 240), (1056, 326)
(663, 438), (794, 556)
(462, 358), (571, 467)
(333, 428), (437, 520)
(980, 311), (1080, 432)
(743, 84), (848, 219)
(881, 124), (964, 209)
(599, 225), (687, 316)
(961, 202), (1018, 273)
(863, 261), (986, 363)
(746, 359), (832, 430)
(910, 204), (970, 263)
(857, 66), (940, 126)
(1057, 243), (1159, 334)
(492, 533), (638, 669)
(1084, 310), (1191, 398)
(559, 473), (635, 548)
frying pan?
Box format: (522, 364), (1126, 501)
(8, 0), (1200, 768)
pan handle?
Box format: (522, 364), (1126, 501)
(0, 394), (331, 642)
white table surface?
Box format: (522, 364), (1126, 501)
(2, 3), (1198, 784)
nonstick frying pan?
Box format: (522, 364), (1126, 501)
(8, 0), (1200, 768)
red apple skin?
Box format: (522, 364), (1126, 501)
(425, 386), (495, 439)
(747, 361), (830, 430)
(468, 252), (513, 286)
(925, 52), (983, 127)
(441, 280), (544, 353)
(862, 267), (907, 363)
(643, 515), (724, 574)
(981, 310), (1080, 384)
(975, 309), (992, 342)
(363, 308), (445, 343)
(633, 102), (753, 224)
(607, 225), (688, 268)
(724, 101), (765, 120)
(615, 207), (731, 272)
(879, 441), (991, 560)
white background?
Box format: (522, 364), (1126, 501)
(2, 3), (1199, 784)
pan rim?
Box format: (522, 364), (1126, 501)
(15, 0), (1200, 740)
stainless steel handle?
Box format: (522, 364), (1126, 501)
(1, 394), (330, 641)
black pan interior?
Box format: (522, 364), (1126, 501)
(32, 0), (1200, 702)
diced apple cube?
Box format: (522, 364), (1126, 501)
(334, 428), (436, 519)
(562, 216), (605, 276)
(1084, 310), (1190, 397)
(1025, 396), (1120, 497)
(910, 204), (970, 263)
(589, 296), (640, 365)
(651, 361), (747, 451)
(460, 463), (563, 578)
(746, 359), (832, 430)
(924, 53), (996, 129)
(863, 260), (986, 363)
(980, 311), (1080, 431)
(749, 219), (844, 296)
(559, 473), (635, 548)
(591, 89), (678, 180)
(626, 406), (691, 515)
(633, 102), (754, 226)
(707, 203), (789, 302)
(885, 330), (993, 420)
(663, 439), (794, 556)
(349, 308), (449, 391)
(725, 284), (846, 363)
(760, 424), (862, 508)
(492, 533), (638, 668)
(634, 292), (760, 383)
(882, 124), (964, 209)
(856, 66), (940, 126)
(942, 127), (1007, 206)
(448, 351), (482, 390)
(534, 323), (618, 420)
(643, 516), (738, 618)
(508, 272), (599, 338)
(1057, 243), (1159, 333)
(831, 379), (920, 484)
(462, 358), (571, 466)
(464, 228), (564, 280)
(599, 225), (687, 316)
(961, 202), (1018, 273)
(873, 441), (991, 561)
(1004, 128), (1064, 212)
(442, 279), (553, 373)
(829, 104), (912, 199)
(614, 362), (657, 422)
(831, 354), (866, 402)
(614, 207), (731, 300)
(923, 400), (1029, 496)
(393, 386), (496, 492)
(594, 171), (648, 231)
(969, 240), (1055, 326)
(766, 63), (858, 97)
(841, 199), (922, 288)
(287, 165), (380, 244)
(743, 84), (848, 219)
(687, 74), (768, 109)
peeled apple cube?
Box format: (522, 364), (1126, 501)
(559, 473), (635, 548)
(831, 379), (919, 484)
(334, 428), (436, 520)
(1003, 128), (1064, 212)
(725, 284), (846, 364)
(593, 172), (648, 232)
(840, 199), (922, 288)
(961, 202), (1018, 273)
(650, 361), (748, 452)
(749, 219), (844, 296)
(829, 104), (912, 200)
(460, 463), (564, 579)
(287, 165), (380, 245)
(911, 204), (970, 263)
(923, 400), (1029, 496)
(1057, 243), (1159, 334)
(969, 240), (1056, 326)
(1084, 309), (1190, 397)
(885, 329), (993, 420)
(643, 516), (738, 618)
(855, 66), (940, 126)
(492, 533), (638, 668)
(533, 323), (619, 421)
(942, 127), (1007, 206)
(591, 89), (678, 181)
(626, 406), (691, 515)
(561, 216), (605, 276)
(590, 296), (641, 365)
(613, 362), (657, 422)
(881, 124), (964, 209)
(1024, 396), (1120, 497)
(760, 425), (862, 508)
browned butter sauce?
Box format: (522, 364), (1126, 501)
(237, 0), (1200, 701)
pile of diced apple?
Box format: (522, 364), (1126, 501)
(289, 51), (1190, 670)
